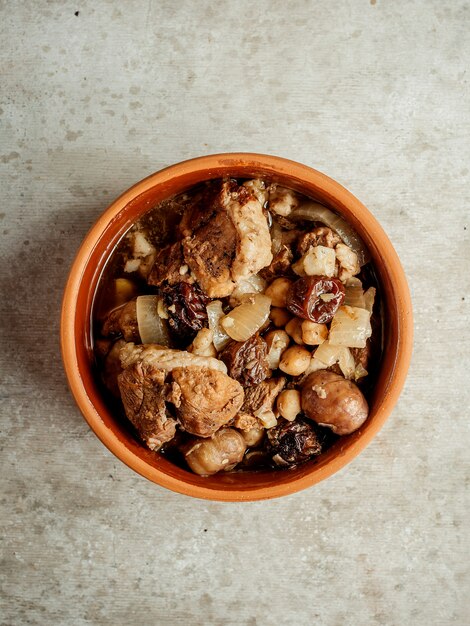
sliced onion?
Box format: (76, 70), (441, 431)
(290, 202), (370, 266)
(136, 295), (170, 346)
(206, 301), (231, 351)
(229, 274), (267, 307)
(313, 340), (343, 366)
(221, 294), (271, 342)
(312, 340), (355, 379)
(344, 282), (366, 308)
(338, 347), (355, 379)
(266, 330), (290, 369)
(354, 363), (368, 381)
(270, 221), (283, 255)
(364, 287), (376, 313)
(328, 305), (372, 349)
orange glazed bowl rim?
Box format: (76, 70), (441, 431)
(61, 153), (413, 501)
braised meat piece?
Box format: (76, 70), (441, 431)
(297, 226), (341, 256)
(101, 339), (126, 397)
(171, 366), (244, 437)
(119, 342), (227, 374)
(181, 180), (273, 297)
(260, 245), (293, 281)
(223, 181), (273, 283)
(220, 335), (269, 386)
(238, 377), (286, 423)
(118, 360), (178, 450)
(147, 241), (188, 287)
(183, 209), (238, 297)
(101, 300), (140, 342)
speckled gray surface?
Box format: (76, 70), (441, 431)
(1, 1), (469, 624)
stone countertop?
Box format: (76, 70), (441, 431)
(1, 1), (468, 624)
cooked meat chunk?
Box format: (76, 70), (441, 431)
(102, 300), (140, 342)
(102, 339), (126, 396)
(171, 366), (244, 437)
(180, 180), (272, 298)
(220, 335), (269, 386)
(260, 245), (293, 280)
(297, 227), (341, 256)
(118, 360), (178, 450)
(223, 181), (273, 282)
(119, 342), (227, 374)
(178, 183), (220, 238)
(183, 209), (238, 297)
(238, 377), (286, 423)
(148, 241), (189, 287)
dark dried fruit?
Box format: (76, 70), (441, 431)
(160, 281), (209, 342)
(267, 418), (322, 467)
(286, 276), (345, 323)
(220, 335), (269, 386)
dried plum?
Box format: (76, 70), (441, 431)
(267, 418), (323, 467)
(220, 335), (269, 386)
(160, 281), (209, 342)
(286, 276), (345, 323)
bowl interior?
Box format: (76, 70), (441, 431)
(66, 156), (410, 500)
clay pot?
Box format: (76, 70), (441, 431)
(61, 154), (413, 501)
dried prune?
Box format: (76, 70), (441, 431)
(161, 281), (209, 342)
(286, 276), (345, 323)
(267, 418), (322, 467)
(220, 335), (269, 386)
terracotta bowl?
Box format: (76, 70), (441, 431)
(61, 153), (413, 501)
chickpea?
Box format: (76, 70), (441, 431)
(184, 428), (247, 476)
(240, 426), (265, 447)
(285, 318), (304, 345)
(279, 345), (311, 376)
(301, 370), (368, 435)
(301, 320), (328, 346)
(270, 307), (291, 328)
(277, 389), (302, 422)
(265, 329), (290, 369)
(265, 277), (292, 308)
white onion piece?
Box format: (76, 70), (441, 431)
(136, 295), (170, 346)
(229, 274), (267, 307)
(313, 340), (343, 366)
(311, 340), (355, 379)
(354, 363), (368, 381)
(290, 202), (370, 266)
(221, 294), (271, 342)
(206, 301), (231, 351)
(338, 347), (355, 379)
(328, 306), (372, 349)
(270, 221), (283, 255)
(364, 287), (376, 313)
(344, 282), (366, 308)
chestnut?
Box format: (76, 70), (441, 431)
(183, 428), (246, 476)
(301, 370), (368, 435)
